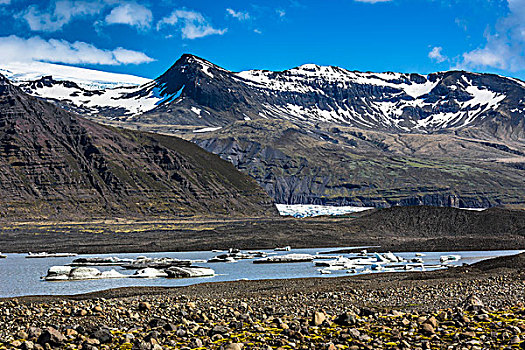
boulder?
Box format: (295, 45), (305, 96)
(312, 311), (326, 326)
(211, 325), (228, 335)
(27, 327), (42, 340)
(359, 308), (376, 317)
(138, 302), (151, 311)
(462, 294), (484, 311)
(21, 341), (34, 350)
(91, 327), (113, 344)
(334, 312), (356, 326)
(148, 318), (167, 329)
(423, 316), (439, 329)
(421, 323), (435, 335)
(37, 327), (66, 346)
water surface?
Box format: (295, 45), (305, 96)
(0, 248), (521, 298)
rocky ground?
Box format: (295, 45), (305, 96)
(1, 253), (525, 349)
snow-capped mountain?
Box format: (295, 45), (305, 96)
(4, 54), (525, 208)
(234, 65), (522, 133)
(16, 76), (169, 117)
(11, 54), (525, 136)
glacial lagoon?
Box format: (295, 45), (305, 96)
(0, 248), (522, 298)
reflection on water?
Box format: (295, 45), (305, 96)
(0, 248), (522, 298)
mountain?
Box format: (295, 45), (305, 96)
(0, 73), (276, 220)
(10, 54), (525, 208)
(16, 55), (525, 136)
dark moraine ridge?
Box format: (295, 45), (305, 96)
(0, 74), (276, 220)
(1, 206), (525, 253)
(352, 206), (525, 237)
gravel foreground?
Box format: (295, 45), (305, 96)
(1, 254), (525, 350)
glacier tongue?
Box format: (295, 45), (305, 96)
(0, 61), (151, 90)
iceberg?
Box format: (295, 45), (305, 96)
(43, 266), (127, 281)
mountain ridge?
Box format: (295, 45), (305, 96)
(12, 54), (525, 137)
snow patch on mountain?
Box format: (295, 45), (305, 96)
(22, 81), (161, 116)
(191, 106), (202, 116)
(464, 85), (505, 108)
(193, 126), (222, 133)
(236, 65), (438, 98)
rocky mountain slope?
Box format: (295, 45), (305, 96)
(10, 55), (525, 207)
(0, 74), (276, 220)
(190, 120), (525, 207)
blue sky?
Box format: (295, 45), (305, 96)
(0, 0), (524, 80)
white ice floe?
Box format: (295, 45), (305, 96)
(26, 252), (77, 258)
(131, 268), (169, 278)
(43, 266), (127, 281)
(440, 255), (462, 263)
(165, 266), (215, 278)
(253, 254), (315, 264)
(274, 246), (291, 251)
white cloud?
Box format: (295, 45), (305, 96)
(226, 8), (250, 21)
(105, 3), (153, 29)
(254, 29), (262, 34)
(0, 0), (11, 4)
(20, 1), (107, 32)
(276, 9), (286, 18)
(462, 37), (518, 70)
(111, 47), (153, 64)
(354, 0), (392, 3)
(461, 0), (525, 71)
(428, 46), (448, 63)
(0, 35), (154, 65)
(157, 9), (227, 39)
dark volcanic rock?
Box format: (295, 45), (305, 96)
(91, 327), (113, 344)
(37, 327), (66, 346)
(192, 120), (525, 208)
